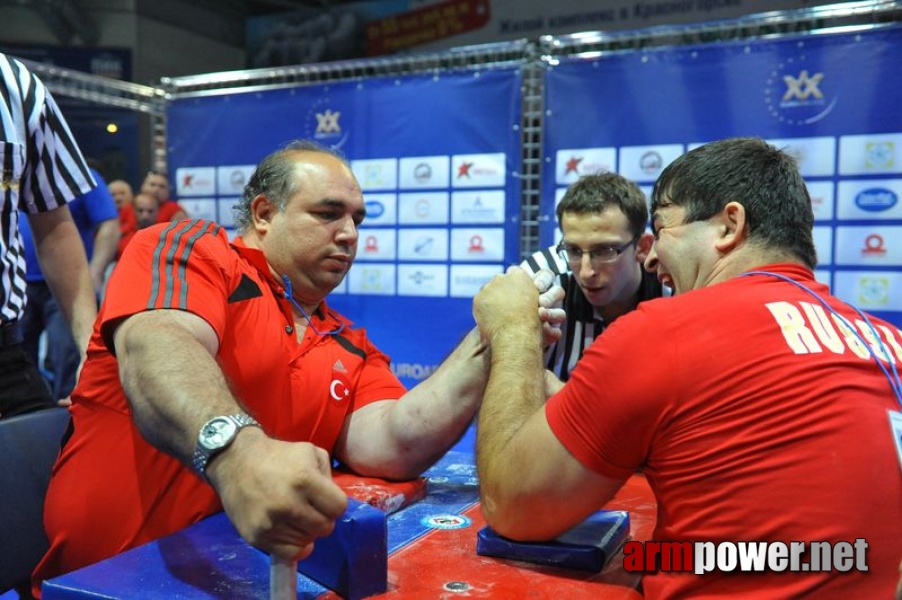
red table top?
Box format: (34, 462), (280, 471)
(327, 473), (656, 599)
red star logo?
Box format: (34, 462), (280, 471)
(565, 156), (583, 174)
(457, 162), (473, 178)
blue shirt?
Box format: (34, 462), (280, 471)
(19, 168), (118, 282)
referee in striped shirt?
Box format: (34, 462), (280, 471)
(1, 53), (98, 419)
(521, 172), (666, 382)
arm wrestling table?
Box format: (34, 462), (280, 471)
(41, 440), (656, 600)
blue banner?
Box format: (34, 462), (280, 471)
(543, 26), (902, 326)
(166, 67), (523, 387)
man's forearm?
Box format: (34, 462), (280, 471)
(31, 210), (97, 351)
(477, 321), (545, 506)
(391, 327), (489, 451)
(477, 323), (545, 457)
(339, 327), (489, 480)
(114, 311), (242, 464)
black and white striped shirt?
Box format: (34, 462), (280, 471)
(521, 246), (665, 381)
(0, 53), (94, 324)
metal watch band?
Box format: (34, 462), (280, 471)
(192, 413), (261, 478)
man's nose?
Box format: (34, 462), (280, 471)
(578, 254), (597, 278)
(335, 216), (358, 242)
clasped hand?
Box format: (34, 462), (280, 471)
(474, 266), (565, 345)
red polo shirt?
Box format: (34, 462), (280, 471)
(34, 220), (406, 586)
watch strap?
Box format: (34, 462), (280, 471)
(192, 413), (261, 479)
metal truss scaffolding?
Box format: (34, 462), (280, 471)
(19, 0), (902, 259)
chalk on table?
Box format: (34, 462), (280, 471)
(333, 470), (427, 514)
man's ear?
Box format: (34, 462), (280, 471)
(714, 201), (748, 253)
(635, 232), (654, 263)
(250, 195), (275, 232)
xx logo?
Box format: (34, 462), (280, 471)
(782, 70), (824, 101)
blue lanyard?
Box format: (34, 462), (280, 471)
(280, 275), (346, 337)
(741, 270), (902, 408)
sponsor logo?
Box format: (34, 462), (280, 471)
(316, 109), (341, 135)
(865, 141), (895, 170)
(305, 98), (349, 148)
(415, 199), (431, 218)
(413, 236), (434, 254)
(861, 234), (886, 256)
(457, 160), (501, 180)
(765, 60), (836, 125)
(408, 270), (434, 285)
(229, 170), (246, 188)
(360, 268), (385, 291)
(459, 195), (496, 220)
(364, 200), (385, 218)
(468, 235), (485, 254)
(858, 276), (890, 306)
(854, 188), (897, 212)
(177, 170), (215, 194)
(783, 70), (824, 101)
(565, 156), (583, 174)
(414, 163), (432, 183)
(363, 236), (380, 253)
(639, 151), (662, 175)
(420, 514), (471, 530)
(364, 165), (383, 188)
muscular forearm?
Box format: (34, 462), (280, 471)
(340, 328), (489, 480)
(114, 312), (240, 464)
(115, 312), (349, 561)
(477, 320), (546, 510)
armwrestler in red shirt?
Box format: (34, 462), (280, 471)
(474, 137), (902, 598)
(33, 141), (565, 592)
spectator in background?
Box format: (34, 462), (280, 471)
(133, 192), (161, 230)
(520, 172), (664, 382)
(109, 179), (137, 258)
(19, 164), (119, 400)
(108, 179), (134, 210)
(140, 170), (188, 223)
(0, 53), (97, 420)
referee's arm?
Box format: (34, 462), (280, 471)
(29, 206), (97, 353)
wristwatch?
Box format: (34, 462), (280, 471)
(193, 413), (261, 479)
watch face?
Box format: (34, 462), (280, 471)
(200, 417), (237, 449)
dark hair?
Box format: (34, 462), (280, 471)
(650, 137), (817, 269)
(233, 140), (349, 232)
(556, 171), (648, 239)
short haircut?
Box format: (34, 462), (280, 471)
(556, 172), (648, 239)
(232, 140), (349, 233)
(651, 137), (817, 269)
